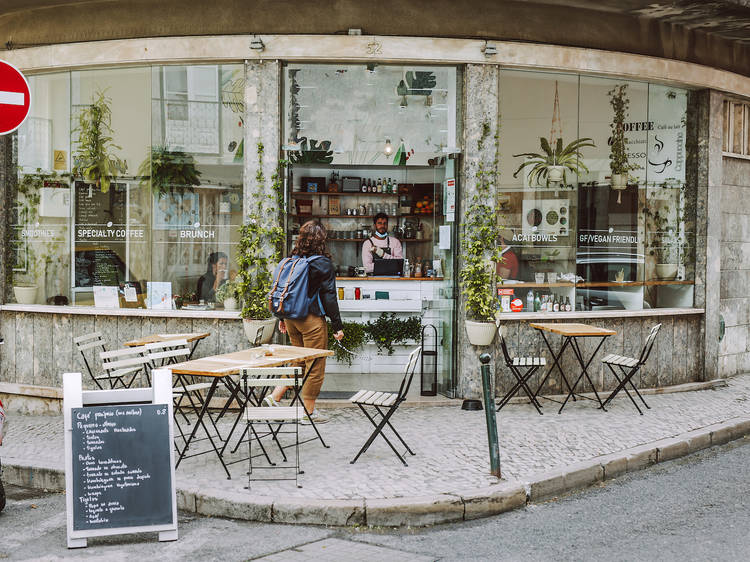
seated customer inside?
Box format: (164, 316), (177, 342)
(197, 251), (228, 303)
(362, 213), (403, 275)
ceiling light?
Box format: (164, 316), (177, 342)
(384, 139), (393, 156)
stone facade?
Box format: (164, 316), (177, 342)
(0, 310), (246, 389)
(719, 154), (750, 376)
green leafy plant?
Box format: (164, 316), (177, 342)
(214, 279), (239, 303)
(366, 313), (422, 356)
(608, 84), (639, 177)
(512, 136), (594, 187)
(460, 120), (502, 322)
(328, 321), (368, 366)
(137, 146), (201, 196)
(237, 142), (285, 319)
(72, 90), (127, 193)
(289, 138), (334, 164)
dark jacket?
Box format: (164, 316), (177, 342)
(304, 255), (343, 332)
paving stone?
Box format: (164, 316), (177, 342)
(2, 373), (750, 513)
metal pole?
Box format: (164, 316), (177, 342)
(479, 352), (501, 478)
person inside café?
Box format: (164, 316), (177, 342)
(362, 212), (403, 274)
(496, 230), (519, 280)
(197, 251), (228, 303)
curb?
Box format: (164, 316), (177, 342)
(3, 415), (749, 527)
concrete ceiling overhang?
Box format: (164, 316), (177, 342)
(1, 0), (750, 77)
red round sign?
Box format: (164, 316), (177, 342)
(0, 60), (31, 135)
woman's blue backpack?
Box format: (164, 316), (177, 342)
(268, 256), (324, 319)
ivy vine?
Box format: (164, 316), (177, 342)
(236, 142), (286, 319)
(459, 119), (501, 322)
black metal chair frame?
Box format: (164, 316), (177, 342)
(350, 346), (421, 466)
(601, 323), (662, 415)
(74, 332), (108, 389)
(498, 335), (545, 415)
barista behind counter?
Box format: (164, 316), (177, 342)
(362, 212), (403, 274)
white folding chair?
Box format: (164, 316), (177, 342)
(241, 367), (304, 489)
(350, 347), (421, 466)
(74, 332), (109, 389)
(99, 346), (151, 389)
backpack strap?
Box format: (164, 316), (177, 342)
(268, 257), (292, 312)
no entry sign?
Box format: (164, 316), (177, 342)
(0, 60), (31, 135)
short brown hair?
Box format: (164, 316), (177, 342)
(292, 220), (331, 258)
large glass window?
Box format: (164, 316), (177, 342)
(498, 70), (694, 311)
(11, 64), (244, 308)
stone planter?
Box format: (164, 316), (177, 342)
(547, 165), (565, 184)
(242, 317), (277, 345)
(13, 285), (38, 305)
(222, 297), (238, 310)
(465, 320), (497, 346)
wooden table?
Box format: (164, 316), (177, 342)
(124, 332), (210, 359)
(529, 323), (617, 414)
(169, 345), (334, 478)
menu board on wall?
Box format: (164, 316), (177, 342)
(74, 181), (126, 229)
(70, 404), (173, 531)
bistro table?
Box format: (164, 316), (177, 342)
(529, 322), (616, 414)
(169, 344), (334, 479)
(124, 331), (210, 359)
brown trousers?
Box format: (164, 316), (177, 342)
(284, 313), (328, 400)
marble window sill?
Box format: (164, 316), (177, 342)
(0, 304), (242, 319)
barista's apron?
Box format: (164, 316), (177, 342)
(367, 236), (392, 259)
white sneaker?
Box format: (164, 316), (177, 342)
(301, 409), (329, 424)
(263, 395), (280, 407)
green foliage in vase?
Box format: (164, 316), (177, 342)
(214, 279), (239, 303)
(137, 146), (201, 196)
(512, 136), (595, 187)
(72, 90), (127, 193)
(237, 142), (285, 319)
(366, 313), (422, 356)
(460, 120), (502, 322)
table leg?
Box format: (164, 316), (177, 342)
(175, 378), (233, 479)
(557, 336), (608, 414)
(285, 358), (329, 449)
(533, 332), (576, 402)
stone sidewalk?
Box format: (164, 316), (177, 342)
(2, 374), (750, 526)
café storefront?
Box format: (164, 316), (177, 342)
(0, 35), (731, 404)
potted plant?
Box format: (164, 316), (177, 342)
(236, 143), (285, 344)
(460, 120), (502, 346)
(607, 84), (639, 201)
(72, 90), (127, 194)
(215, 279), (239, 311)
(137, 146), (202, 197)
(512, 136), (595, 188)
(645, 206), (679, 280)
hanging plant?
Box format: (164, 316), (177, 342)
(71, 90), (127, 193)
(607, 84), (640, 178)
(512, 136), (595, 187)
(137, 146), (201, 197)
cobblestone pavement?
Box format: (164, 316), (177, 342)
(2, 375), (750, 500)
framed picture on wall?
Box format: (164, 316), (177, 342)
(301, 176), (326, 193)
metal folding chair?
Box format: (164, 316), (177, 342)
(145, 339), (213, 447)
(74, 332), (108, 389)
(242, 367), (304, 489)
(350, 346), (421, 466)
(600, 323), (662, 414)
(99, 346), (152, 389)
(497, 334), (545, 415)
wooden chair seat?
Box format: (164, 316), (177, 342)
(243, 406), (306, 421)
(602, 354), (639, 368)
(350, 390), (398, 407)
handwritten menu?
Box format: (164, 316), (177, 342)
(71, 404), (173, 531)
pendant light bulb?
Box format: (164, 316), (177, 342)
(384, 138), (393, 156)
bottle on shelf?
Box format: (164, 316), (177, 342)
(526, 290), (534, 312)
(534, 292), (541, 312)
(367, 203), (374, 216)
(565, 296), (572, 312)
(367, 178), (372, 192)
(377, 178), (383, 193)
(553, 295), (560, 312)
(414, 256), (423, 278)
(361, 178), (367, 193)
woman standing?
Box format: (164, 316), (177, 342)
(265, 221), (344, 422)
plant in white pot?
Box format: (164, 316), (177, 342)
(215, 279), (240, 311)
(512, 136), (594, 188)
(607, 84), (639, 203)
(645, 205), (679, 280)
(460, 120), (502, 346)
(236, 142), (285, 345)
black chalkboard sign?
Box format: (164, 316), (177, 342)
(70, 404), (173, 531)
